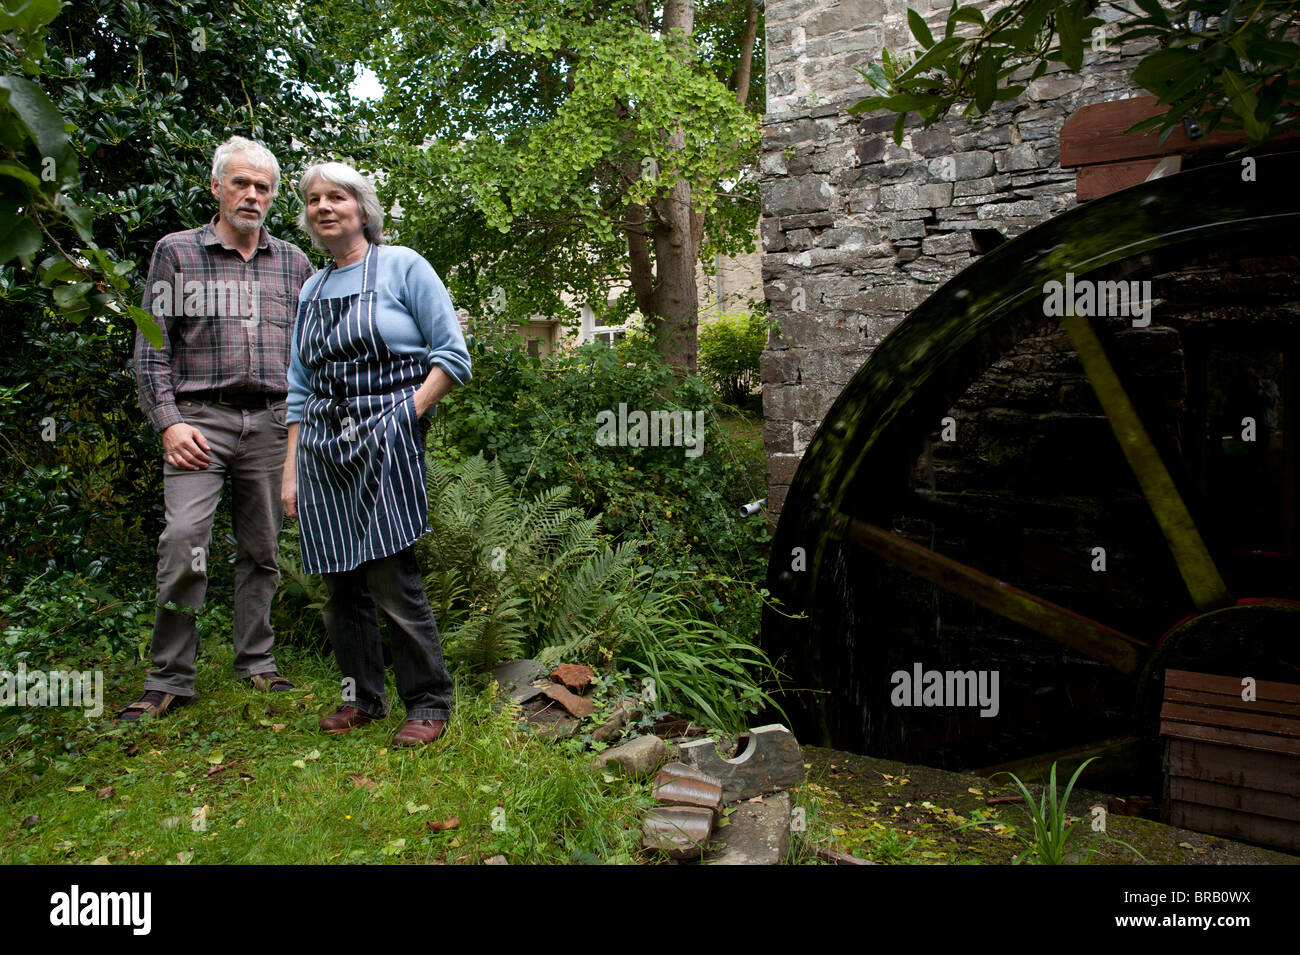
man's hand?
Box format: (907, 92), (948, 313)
(162, 422), (212, 470)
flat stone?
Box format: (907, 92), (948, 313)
(525, 703), (580, 740)
(592, 734), (667, 778)
(996, 143), (1040, 172)
(679, 725), (806, 802)
(539, 683), (593, 719)
(590, 697), (644, 743)
(492, 659), (545, 695)
(705, 792), (791, 865)
(642, 806), (714, 860)
(815, 847), (878, 865)
(550, 663), (594, 693)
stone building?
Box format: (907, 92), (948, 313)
(760, 0), (1152, 519)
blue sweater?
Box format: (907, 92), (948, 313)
(286, 244), (471, 424)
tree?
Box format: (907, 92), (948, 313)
(851, 1), (1299, 149)
(315, 0), (765, 372)
(1, 0), (364, 331)
(0, 0), (365, 590)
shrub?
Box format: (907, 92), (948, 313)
(415, 454), (781, 730)
(697, 310), (768, 407)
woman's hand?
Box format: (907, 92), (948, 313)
(281, 422), (298, 519)
(413, 367), (453, 418)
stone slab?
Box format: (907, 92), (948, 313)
(680, 724), (806, 802)
(705, 792), (792, 865)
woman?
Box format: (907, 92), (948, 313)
(282, 161), (471, 747)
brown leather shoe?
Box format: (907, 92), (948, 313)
(318, 705), (376, 734)
(392, 718), (447, 747)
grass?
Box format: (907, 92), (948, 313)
(0, 641), (653, 864)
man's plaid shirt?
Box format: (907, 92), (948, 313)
(134, 217), (315, 434)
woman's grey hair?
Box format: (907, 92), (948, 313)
(296, 161), (386, 250)
(211, 136), (281, 198)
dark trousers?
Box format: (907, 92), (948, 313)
(321, 546), (452, 721)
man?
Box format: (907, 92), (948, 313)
(119, 136), (314, 721)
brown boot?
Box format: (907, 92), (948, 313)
(318, 705), (376, 734)
(392, 719), (447, 747)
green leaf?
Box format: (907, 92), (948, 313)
(1132, 48), (1207, 103)
(0, 215), (41, 264)
(127, 305), (163, 349)
(892, 112), (905, 146)
(1130, 0), (1170, 27)
(0, 161), (41, 189)
(974, 55), (997, 113)
(908, 9), (935, 49)
(0, 0), (64, 36)
(1057, 4), (1085, 72)
(52, 281), (92, 307)
(0, 75), (76, 182)
(952, 6), (985, 26)
(55, 193), (93, 241)
(1221, 71), (1267, 141)
(895, 36), (965, 84)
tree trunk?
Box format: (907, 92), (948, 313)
(732, 0), (758, 108)
(646, 0), (699, 373)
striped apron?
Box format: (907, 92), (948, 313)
(294, 243), (431, 574)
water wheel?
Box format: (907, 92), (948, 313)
(764, 151), (1300, 790)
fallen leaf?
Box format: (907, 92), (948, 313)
(1178, 841), (1195, 849)
(207, 751), (223, 765)
(426, 817), (459, 832)
(348, 773), (377, 792)
(747, 795), (765, 803)
(66, 786), (85, 793)
(404, 801), (430, 815)
(967, 788), (983, 795)
(305, 749), (321, 761)
(97, 786), (114, 800)
(205, 764), (229, 777)
(272, 724), (287, 731)
(176, 851), (193, 864)
(292, 759), (306, 769)
(235, 818), (246, 828)
(124, 744), (139, 757)
(91, 856), (110, 865)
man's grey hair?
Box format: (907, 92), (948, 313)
(210, 136), (281, 198)
(296, 161), (386, 251)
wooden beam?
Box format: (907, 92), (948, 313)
(1076, 158), (1162, 201)
(1061, 96), (1253, 167)
(836, 516), (1146, 673)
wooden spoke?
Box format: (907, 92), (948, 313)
(1062, 314), (1234, 612)
(836, 516), (1147, 674)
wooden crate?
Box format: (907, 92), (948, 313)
(1160, 669), (1300, 852)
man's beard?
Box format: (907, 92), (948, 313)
(223, 203), (265, 234)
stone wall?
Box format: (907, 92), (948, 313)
(761, 0), (1153, 519)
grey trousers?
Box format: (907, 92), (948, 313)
(144, 398), (287, 696)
